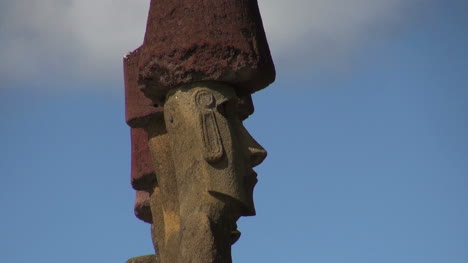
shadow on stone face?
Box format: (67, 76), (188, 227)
(125, 254), (158, 263)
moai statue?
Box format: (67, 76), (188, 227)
(124, 1), (275, 262)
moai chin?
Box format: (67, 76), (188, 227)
(124, 1), (275, 262)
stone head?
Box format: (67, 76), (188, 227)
(163, 82), (267, 216)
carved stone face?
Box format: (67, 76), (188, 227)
(163, 82), (267, 216)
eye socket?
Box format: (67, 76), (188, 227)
(216, 98), (249, 121)
(217, 100), (241, 119)
(216, 101), (228, 117)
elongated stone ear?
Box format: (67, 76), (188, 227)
(194, 90), (224, 163)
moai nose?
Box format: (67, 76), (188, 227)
(248, 146), (267, 168)
(241, 124), (267, 168)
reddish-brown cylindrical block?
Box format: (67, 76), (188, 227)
(138, 0), (276, 104)
(124, 47), (163, 127)
(131, 127), (156, 191)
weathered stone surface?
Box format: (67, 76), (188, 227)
(147, 82), (267, 262)
(146, 119), (180, 262)
(124, 1), (274, 261)
(138, 0), (276, 104)
(124, 47), (163, 127)
(125, 254), (158, 263)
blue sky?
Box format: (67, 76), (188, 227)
(1, 0), (467, 262)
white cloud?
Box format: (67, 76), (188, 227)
(0, 0), (423, 91)
(259, 0), (422, 70)
(0, 0), (149, 91)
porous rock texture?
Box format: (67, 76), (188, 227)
(138, 0), (276, 104)
(130, 128), (156, 192)
(125, 48), (161, 224)
(124, 47), (163, 127)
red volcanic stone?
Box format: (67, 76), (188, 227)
(138, 0), (276, 104)
(134, 190), (152, 224)
(131, 128), (156, 191)
(124, 47), (163, 127)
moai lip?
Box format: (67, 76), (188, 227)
(137, 0), (276, 104)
